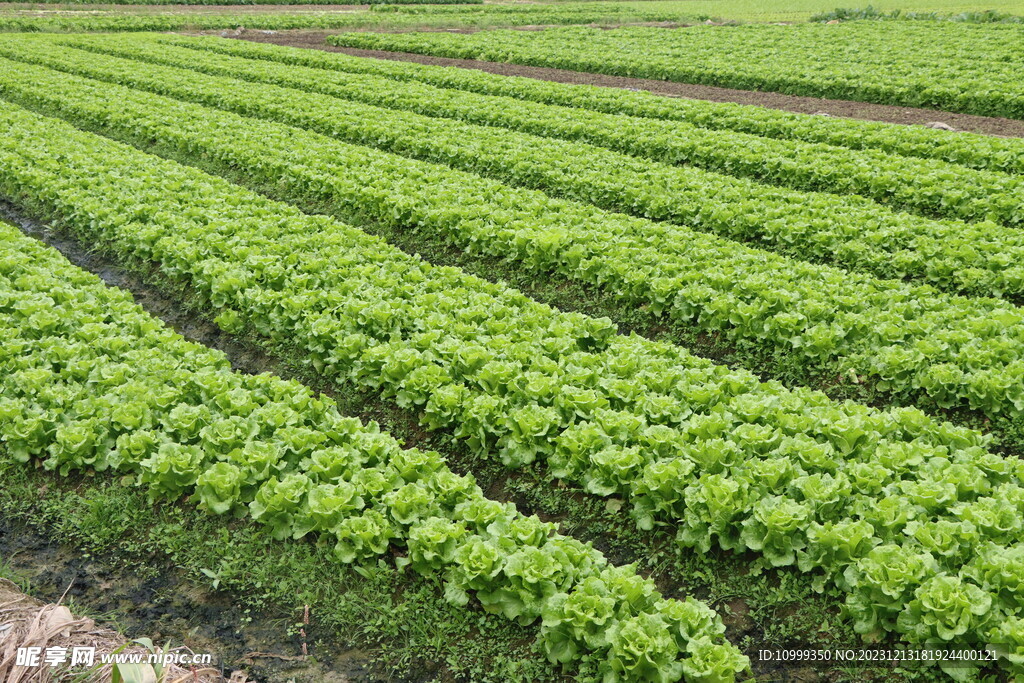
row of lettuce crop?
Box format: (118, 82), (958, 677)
(0, 218), (747, 681)
(63, 34), (1024, 230)
(43, 34), (1024, 303)
(2, 96), (1024, 676)
(190, 33), (1022, 177)
(324, 23), (1024, 120)
(2, 51), (1024, 422)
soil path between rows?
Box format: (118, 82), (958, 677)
(229, 30), (1024, 138)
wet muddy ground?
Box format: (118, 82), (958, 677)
(0, 517), (380, 682)
(225, 29), (1024, 138)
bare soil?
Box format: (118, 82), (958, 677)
(230, 29), (1024, 138)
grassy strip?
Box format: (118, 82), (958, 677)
(1, 0), (1021, 24)
(0, 454), (562, 682)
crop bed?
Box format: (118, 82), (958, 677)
(1, 27), (1024, 683)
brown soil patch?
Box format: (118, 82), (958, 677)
(231, 30), (1024, 138)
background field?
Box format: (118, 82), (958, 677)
(1, 0), (1024, 32)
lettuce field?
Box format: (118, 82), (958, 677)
(1, 21), (1023, 683)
